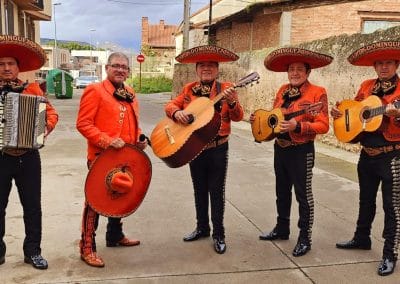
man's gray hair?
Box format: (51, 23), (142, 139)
(107, 52), (130, 64)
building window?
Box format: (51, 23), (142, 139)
(362, 20), (400, 34)
(5, 1), (14, 35)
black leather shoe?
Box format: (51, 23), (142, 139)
(183, 229), (210, 242)
(0, 255), (4, 265)
(336, 239), (371, 250)
(213, 237), (226, 254)
(292, 241), (311, 257)
(259, 229), (289, 241)
(24, 255), (48, 270)
(378, 258), (396, 276)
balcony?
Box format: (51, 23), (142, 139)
(13, 0), (44, 11)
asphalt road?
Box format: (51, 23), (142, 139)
(1, 89), (399, 284)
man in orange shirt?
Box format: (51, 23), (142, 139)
(165, 45), (244, 254)
(251, 47), (331, 257)
(332, 41), (400, 276)
(76, 52), (147, 267)
(0, 36), (58, 269)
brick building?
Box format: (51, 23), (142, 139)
(208, 0), (400, 53)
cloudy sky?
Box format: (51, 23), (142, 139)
(40, 0), (210, 52)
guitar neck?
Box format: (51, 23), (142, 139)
(284, 109), (306, 120)
(368, 100), (400, 118)
(211, 86), (237, 105)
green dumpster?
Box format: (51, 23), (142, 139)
(45, 68), (62, 94)
(53, 70), (73, 99)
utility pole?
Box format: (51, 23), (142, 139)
(208, 0), (212, 44)
(183, 0), (190, 51)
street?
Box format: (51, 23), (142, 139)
(1, 89), (398, 284)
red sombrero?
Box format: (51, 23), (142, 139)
(85, 144), (152, 218)
(348, 41), (400, 66)
(264, 47), (333, 72)
(0, 35), (46, 72)
(175, 45), (239, 63)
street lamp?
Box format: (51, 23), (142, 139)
(53, 2), (62, 69)
(89, 28), (96, 75)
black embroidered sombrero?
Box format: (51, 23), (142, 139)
(264, 47), (333, 72)
(0, 35), (46, 72)
(348, 41), (400, 66)
(176, 45), (239, 63)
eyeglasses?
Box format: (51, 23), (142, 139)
(109, 64), (130, 71)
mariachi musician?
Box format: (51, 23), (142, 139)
(0, 35), (58, 269)
(251, 47), (331, 257)
(164, 45), (244, 254)
(76, 52), (147, 267)
(332, 41), (400, 276)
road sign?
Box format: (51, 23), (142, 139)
(136, 54), (145, 63)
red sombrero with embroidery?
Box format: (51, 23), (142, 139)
(85, 144), (152, 218)
(0, 35), (46, 72)
(264, 47), (333, 72)
(348, 41), (400, 66)
(175, 45), (239, 63)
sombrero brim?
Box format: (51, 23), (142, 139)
(85, 144), (152, 218)
(0, 35), (46, 72)
(348, 41), (400, 66)
(176, 45), (239, 63)
(264, 47), (333, 72)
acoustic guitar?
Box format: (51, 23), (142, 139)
(251, 102), (323, 143)
(150, 72), (260, 168)
(333, 95), (397, 143)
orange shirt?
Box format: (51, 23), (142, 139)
(76, 79), (141, 161)
(165, 81), (244, 137)
(355, 79), (400, 141)
(273, 80), (329, 143)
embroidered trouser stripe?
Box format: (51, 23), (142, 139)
(388, 157), (400, 260)
(80, 202), (99, 255)
(274, 142), (315, 243)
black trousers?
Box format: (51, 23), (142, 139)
(355, 150), (400, 261)
(189, 142), (228, 238)
(0, 150), (42, 257)
(273, 142), (315, 244)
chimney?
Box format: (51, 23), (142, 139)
(141, 17), (149, 45)
(160, 20), (165, 29)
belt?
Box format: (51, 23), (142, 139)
(275, 138), (306, 148)
(362, 144), (400, 156)
(205, 136), (229, 150)
(2, 148), (28, 156)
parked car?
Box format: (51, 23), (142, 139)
(74, 76), (99, 89)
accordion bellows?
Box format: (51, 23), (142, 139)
(0, 92), (46, 150)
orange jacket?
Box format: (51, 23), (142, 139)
(273, 80), (329, 143)
(22, 81), (58, 132)
(355, 78), (400, 141)
(76, 79), (142, 161)
(165, 81), (244, 137)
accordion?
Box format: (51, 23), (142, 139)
(0, 92), (47, 150)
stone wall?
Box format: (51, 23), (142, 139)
(172, 26), (400, 151)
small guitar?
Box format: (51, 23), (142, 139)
(333, 95), (399, 143)
(150, 72), (260, 168)
(251, 102), (323, 143)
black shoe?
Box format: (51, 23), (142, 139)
(336, 239), (371, 250)
(292, 241), (311, 257)
(24, 255), (48, 270)
(0, 255), (4, 265)
(378, 258), (396, 276)
(183, 229), (210, 242)
(213, 237), (226, 254)
(259, 228), (289, 241)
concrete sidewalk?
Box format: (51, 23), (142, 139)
(1, 91), (398, 284)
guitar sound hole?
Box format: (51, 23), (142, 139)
(268, 116), (277, 128)
(362, 110), (371, 120)
(187, 114), (194, 124)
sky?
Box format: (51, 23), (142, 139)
(40, 0), (211, 53)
